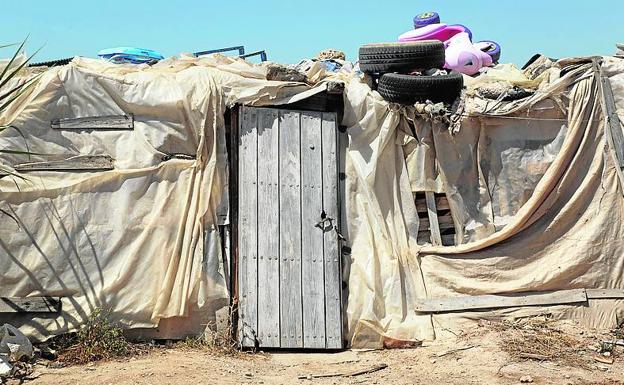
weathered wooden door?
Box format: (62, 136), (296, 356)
(237, 106), (342, 349)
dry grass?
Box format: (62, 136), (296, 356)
(175, 333), (240, 357)
(50, 309), (142, 365)
(492, 316), (592, 369)
(175, 305), (251, 358)
(47, 305), (250, 366)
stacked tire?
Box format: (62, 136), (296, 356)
(359, 41), (463, 105)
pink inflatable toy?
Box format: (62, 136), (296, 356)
(398, 23), (472, 44)
(444, 32), (492, 75)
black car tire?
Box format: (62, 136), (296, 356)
(359, 41), (445, 74)
(377, 71), (464, 105)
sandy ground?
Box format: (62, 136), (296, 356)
(20, 321), (624, 385)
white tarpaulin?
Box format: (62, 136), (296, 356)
(0, 55), (323, 339)
(1, 54), (623, 348)
(342, 58), (624, 347)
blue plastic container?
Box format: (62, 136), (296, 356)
(98, 47), (164, 64)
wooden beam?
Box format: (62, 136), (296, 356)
(419, 215), (455, 231)
(0, 297), (61, 313)
(228, 106), (240, 320)
(558, 56), (601, 68)
(415, 289), (587, 313)
(14, 155), (114, 172)
(51, 114), (134, 130)
(237, 106), (259, 348)
(278, 110), (303, 348)
(600, 75), (624, 167)
(275, 93), (343, 115)
(321, 112), (343, 349)
(416, 198), (449, 212)
(595, 61), (624, 195)
(441, 233), (455, 246)
(425, 191), (442, 246)
(586, 289), (624, 299)
(301, 111), (326, 349)
(256, 108), (280, 347)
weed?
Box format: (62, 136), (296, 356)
(175, 305), (246, 357)
(50, 309), (137, 365)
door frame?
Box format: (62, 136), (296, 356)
(226, 96), (347, 349)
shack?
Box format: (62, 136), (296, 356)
(0, 51), (623, 349)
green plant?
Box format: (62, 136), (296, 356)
(0, 40), (41, 177)
(53, 308), (135, 365)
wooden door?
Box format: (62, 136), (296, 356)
(237, 106), (342, 349)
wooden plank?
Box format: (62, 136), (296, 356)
(419, 233), (456, 246)
(338, 127), (349, 242)
(441, 234), (456, 246)
(51, 114), (134, 130)
(301, 112), (326, 349)
(278, 110), (303, 348)
(417, 232), (431, 245)
(586, 289), (624, 299)
(14, 155), (114, 172)
(414, 289), (588, 313)
(237, 106), (258, 347)
(600, 76), (624, 168)
(225, 105), (240, 332)
(416, 198), (450, 212)
(321, 112), (342, 349)
(256, 108), (281, 347)
(276, 93), (343, 114)
(597, 65), (624, 196)
(0, 297), (61, 313)
(419, 215), (455, 230)
(425, 191), (442, 246)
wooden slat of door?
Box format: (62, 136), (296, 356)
(300, 112), (326, 348)
(278, 111), (303, 348)
(238, 107), (258, 347)
(256, 108), (281, 347)
(321, 112), (342, 349)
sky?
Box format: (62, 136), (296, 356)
(4, 0), (624, 67)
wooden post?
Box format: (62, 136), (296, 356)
(425, 192), (442, 246)
(594, 60), (624, 195)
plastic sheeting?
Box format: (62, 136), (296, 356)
(342, 59), (624, 347)
(0, 55), (327, 339)
(1, 54), (623, 348)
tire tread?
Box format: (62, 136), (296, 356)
(377, 72), (464, 105)
(359, 42), (445, 74)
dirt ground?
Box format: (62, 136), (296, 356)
(21, 320), (624, 385)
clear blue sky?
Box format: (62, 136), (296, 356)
(4, 0), (624, 66)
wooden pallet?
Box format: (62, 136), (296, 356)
(415, 192), (456, 246)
